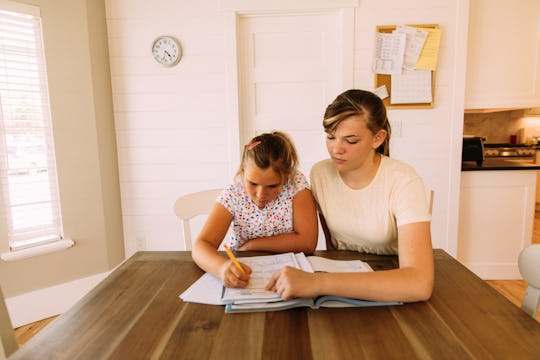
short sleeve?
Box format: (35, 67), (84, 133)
(216, 184), (238, 216)
(291, 171), (309, 195)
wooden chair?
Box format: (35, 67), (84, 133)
(0, 285), (18, 358)
(518, 244), (540, 319)
(173, 189), (222, 250)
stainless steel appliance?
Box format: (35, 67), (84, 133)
(483, 144), (536, 164)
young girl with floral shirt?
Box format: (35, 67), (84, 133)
(192, 131), (318, 288)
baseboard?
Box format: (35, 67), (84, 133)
(464, 262), (523, 280)
(5, 271), (110, 328)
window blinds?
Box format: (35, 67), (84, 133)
(0, 3), (63, 250)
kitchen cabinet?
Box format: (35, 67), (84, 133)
(465, 0), (540, 110)
(458, 170), (536, 279)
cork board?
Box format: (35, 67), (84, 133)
(374, 24), (439, 109)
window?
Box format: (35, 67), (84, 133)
(0, 1), (64, 254)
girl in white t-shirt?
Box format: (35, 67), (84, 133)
(266, 90), (434, 303)
(192, 131), (318, 288)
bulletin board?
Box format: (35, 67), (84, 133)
(374, 24), (439, 109)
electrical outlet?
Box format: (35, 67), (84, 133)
(136, 235), (146, 250)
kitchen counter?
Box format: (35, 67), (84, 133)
(462, 158), (540, 171)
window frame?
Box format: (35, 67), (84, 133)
(0, 0), (71, 260)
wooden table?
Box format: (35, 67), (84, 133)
(11, 250), (540, 359)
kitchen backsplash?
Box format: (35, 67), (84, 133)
(464, 110), (540, 144)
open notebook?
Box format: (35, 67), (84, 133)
(179, 252), (401, 313)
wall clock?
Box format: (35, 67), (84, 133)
(151, 35), (182, 67)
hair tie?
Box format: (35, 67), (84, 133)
(247, 141), (261, 150)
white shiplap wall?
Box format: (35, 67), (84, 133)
(105, 0), (467, 257)
(106, 1), (234, 255)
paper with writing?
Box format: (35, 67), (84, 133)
(221, 252), (299, 303)
(372, 32), (406, 75)
(394, 25), (428, 70)
(415, 27), (441, 70)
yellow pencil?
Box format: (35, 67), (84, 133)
(223, 244), (247, 275)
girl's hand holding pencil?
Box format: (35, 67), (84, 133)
(221, 245), (252, 288)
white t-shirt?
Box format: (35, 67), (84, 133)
(310, 156), (431, 255)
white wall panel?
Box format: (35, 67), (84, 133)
(118, 163), (229, 182)
(120, 181), (223, 203)
(114, 111), (227, 129)
(116, 147), (228, 165)
(116, 129), (227, 147)
(110, 73), (228, 94)
(106, 0), (217, 19)
(112, 93), (228, 112)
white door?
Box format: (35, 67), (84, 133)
(238, 11), (351, 176)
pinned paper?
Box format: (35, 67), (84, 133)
(373, 85), (389, 100)
(394, 25), (428, 70)
(416, 28), (441, 71)
(390, 69), (432, 104)
(372, 32), (406, 75)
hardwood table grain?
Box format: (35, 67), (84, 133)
(11, 250), (540, 359)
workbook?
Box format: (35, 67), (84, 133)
(218, 252), (401, 313)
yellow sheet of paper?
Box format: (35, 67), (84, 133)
(416, 28), (441, 71)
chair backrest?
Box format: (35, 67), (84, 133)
(518, 244), (540, 319)
(173, 189), (222, 250)
(0, 285), (18, 358)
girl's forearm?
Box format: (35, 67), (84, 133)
(315, 267), (433, 303)
(241, 232), (316, 254)
(192, 241), (228, 277)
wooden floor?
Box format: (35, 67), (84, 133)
(13, 214), (540, 346)
(14, 315), (57, 347)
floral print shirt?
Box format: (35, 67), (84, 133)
(217, 170), (309, 250)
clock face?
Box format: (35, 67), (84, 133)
(151, 36), (181, 67)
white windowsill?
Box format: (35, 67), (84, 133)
(0, 239), (75, 261)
